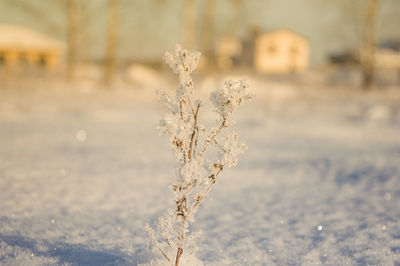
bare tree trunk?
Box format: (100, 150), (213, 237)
(181, 0), (196, 49)
(104, 0), (120, 86)
(229, 0), (243, 33)
(67, 0), (77, 81)
(199, 0), (216, 60)
(77, 0), (92, 63)
(361, 0), (378, 89)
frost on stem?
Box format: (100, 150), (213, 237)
(146, 45), (253, 266)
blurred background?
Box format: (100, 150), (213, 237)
(0, 0), (399, 89)
(1, 1), (400, 265)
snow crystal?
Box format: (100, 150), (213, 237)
(75, 130), (87, 142)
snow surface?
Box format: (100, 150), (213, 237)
(1, 80), (400, 265)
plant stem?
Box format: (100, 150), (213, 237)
(188, 104), (200, 161)
(175, 247), (183, 266)
(198, 118), (226, 158)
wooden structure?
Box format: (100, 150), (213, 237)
(0, 24), (64, 70)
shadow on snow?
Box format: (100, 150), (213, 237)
(0, 233), (136, 265)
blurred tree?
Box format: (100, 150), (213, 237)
(76, 0), (93, 63)
(104, 0), (120, 86)
(229, 0), (244, 35)
(181, 0), (196, 49)
(3, 0), (63, 35)
(66, 0), (78, 81)
(326, 0), (364, 45)
(361, 0), (378, 89)
(199, 0), (217, 61)
(327, 0), (379, 89)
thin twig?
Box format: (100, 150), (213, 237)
(188, 104), (200, 160)
(191, 168), (223, 212)
(187, 96), (195, 116)
(158, 246), (171, 263)
(198, 118), (226, 158)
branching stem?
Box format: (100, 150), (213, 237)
(188, 103), (200, 161)
(198, 118), (226, 158)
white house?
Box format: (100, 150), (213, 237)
(254, 29), (309, 74)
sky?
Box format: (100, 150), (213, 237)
(0, 0), (399, 65)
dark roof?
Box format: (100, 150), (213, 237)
(380, 40), (400, 52)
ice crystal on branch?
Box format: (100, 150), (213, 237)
(164, 45), (201, 99)
(211, 79), (252, 122)
(146, 45), (253, 266)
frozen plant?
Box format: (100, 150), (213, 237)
(146, 45), (253, 266)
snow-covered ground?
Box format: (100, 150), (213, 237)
(1, 79), (400, 265)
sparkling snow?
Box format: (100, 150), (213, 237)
(0, 80), (400, 265)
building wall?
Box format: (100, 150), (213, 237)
(254, 30), (309, 74)
(376, 50), (400, 69)
(0, 47), (60, 70)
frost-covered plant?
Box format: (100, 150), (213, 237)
(146, 45), (253, 266)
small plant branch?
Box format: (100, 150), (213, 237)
(145, 225), (171, 263)
(198, 118), (226, 159)
(160, 247), (172, 263)
(191, 168), (223, 213)
(146, 45), (253, 265)
(188, 103), (200, 161)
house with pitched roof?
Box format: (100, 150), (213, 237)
(0, 24), (64, 70)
